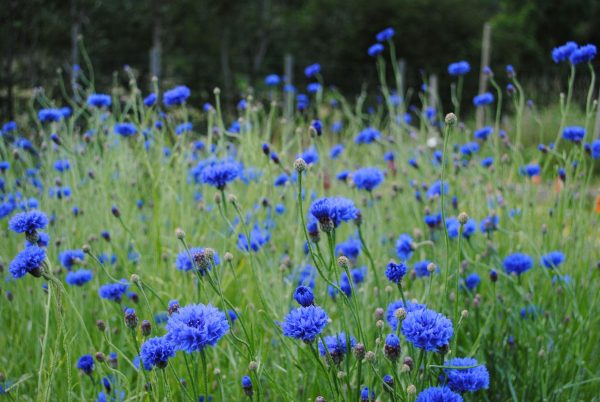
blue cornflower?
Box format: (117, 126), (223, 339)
(273, 173), (289, 187)
(473, 93), (494, 106)
(592, 141), (600, 159)
(503, 253), (534, 275)
(281, 305), (328, 342)
(114, 123), (137, 137)
(2, 121), (17, 133)
(87, 94), (112, 108)
(59, 249), (85, 270)
(241, 376), (253, 396)
(293, 286), (314, 307)
(143, 93), (157, 107)
(165, 303), (229, 353)
(384, 151), (395, 162)
(368, 43), (384, 57)
(395, 234), (414, 260)
(99, 280), (129, 302)
(336, 170), (350, 181)
(481, 157), (494, 168)
(352, 167), (384, 191)
(474, 127), (493, 140)
(552, 41), (578, 63)
(300, 147), (319, 164)
(426, 180), (448, 199)
(175, 248), (219, 273)
(443, 357), (490, 393)
(9, 246), (46, 279)
(318, 333), (356, 363)
(464, 273), (480, 291)
(310, 120), (323, 137)
(448, 61), (471, 76)
(541, 251), (565, 269)
(175, 122), (193, 135)
(304, 63), (321, 78)
(307, 83), (321, 94)
(562, 126), (585, 143)
(201, 160), (240, 190)
(570, 44), (597, 65)
(140, 337), (175, 370)
(9, 210), (48, 235)
(385, 261), (407, 283)
(296, 94), (309, 110)
(376, 27), (395, 42)
(361, 386), (375, 401)
(54, 159), (71, 173)
(65, 269), (93, 286)
(424, 212), (442, 228)
(480, 215), (498, 233)
(237, 223), (270, 252)
(330, 144), (345, 159)
(416, 386), (463, 402)
(335, 237), (361, 260)
(265, 74), (280, 86)
(309, 197), (359, 228)
(402, 308), (453, 351)
(77, 354), (95, 375)
(386, 299), (426, 330)
(414, 260), (436, 277)
(355, 127), (381, 144)
(460, 142), (479, 156)
(163, 85), (191, 106)
(26, 231), (50, 248)
(38, 108), (63, 123)
(520, 163), (541, 177)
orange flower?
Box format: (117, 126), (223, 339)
(595, 194), (600, 213)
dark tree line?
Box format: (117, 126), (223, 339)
(1, 0), (599, 118)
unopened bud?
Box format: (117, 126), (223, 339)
(445, 113), (457, 126)
(294, 158), (307, 173)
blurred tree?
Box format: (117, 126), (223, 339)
(1, 0), (599, 119)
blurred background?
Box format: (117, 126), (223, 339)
(1, 0), (599, 118)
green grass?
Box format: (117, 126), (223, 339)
(1, 63), (600, 402)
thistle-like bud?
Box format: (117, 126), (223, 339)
(95, 352), (105, 362)
(224, 252), (233, 262)
(248, 361), (259, 371)
(294, 158), (307, 173)
(175, 228), (185, 240)
(365, 351), (376, 362)
(353, 343), (366, 360)
(96, 320), (106, 332)
(445, 113), (457, 126)
(375, 307), (384, 320)
(141, 320), (152, 336)
(394, 308), (407, 321)
(458, 212), (469, 225)
(407, 384), (417, 395)
(130, 274), (140, 284)
(427, 263), (437, 273)
(124, 308), (138, 329)
(337, 256), (349, 269)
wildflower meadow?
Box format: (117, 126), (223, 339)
(1, 26), (600, 402)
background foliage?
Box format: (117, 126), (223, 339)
(2, 0), (600, 117)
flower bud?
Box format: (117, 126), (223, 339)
(175, 228), (185, 240)
(141, 320), (152, 336)
(96, 320), (106, 332)
(294, 158), (307, 173)
(124, 308), (138, 329)
(445, 113), (457, 126)
(458, 212), (469, 225)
